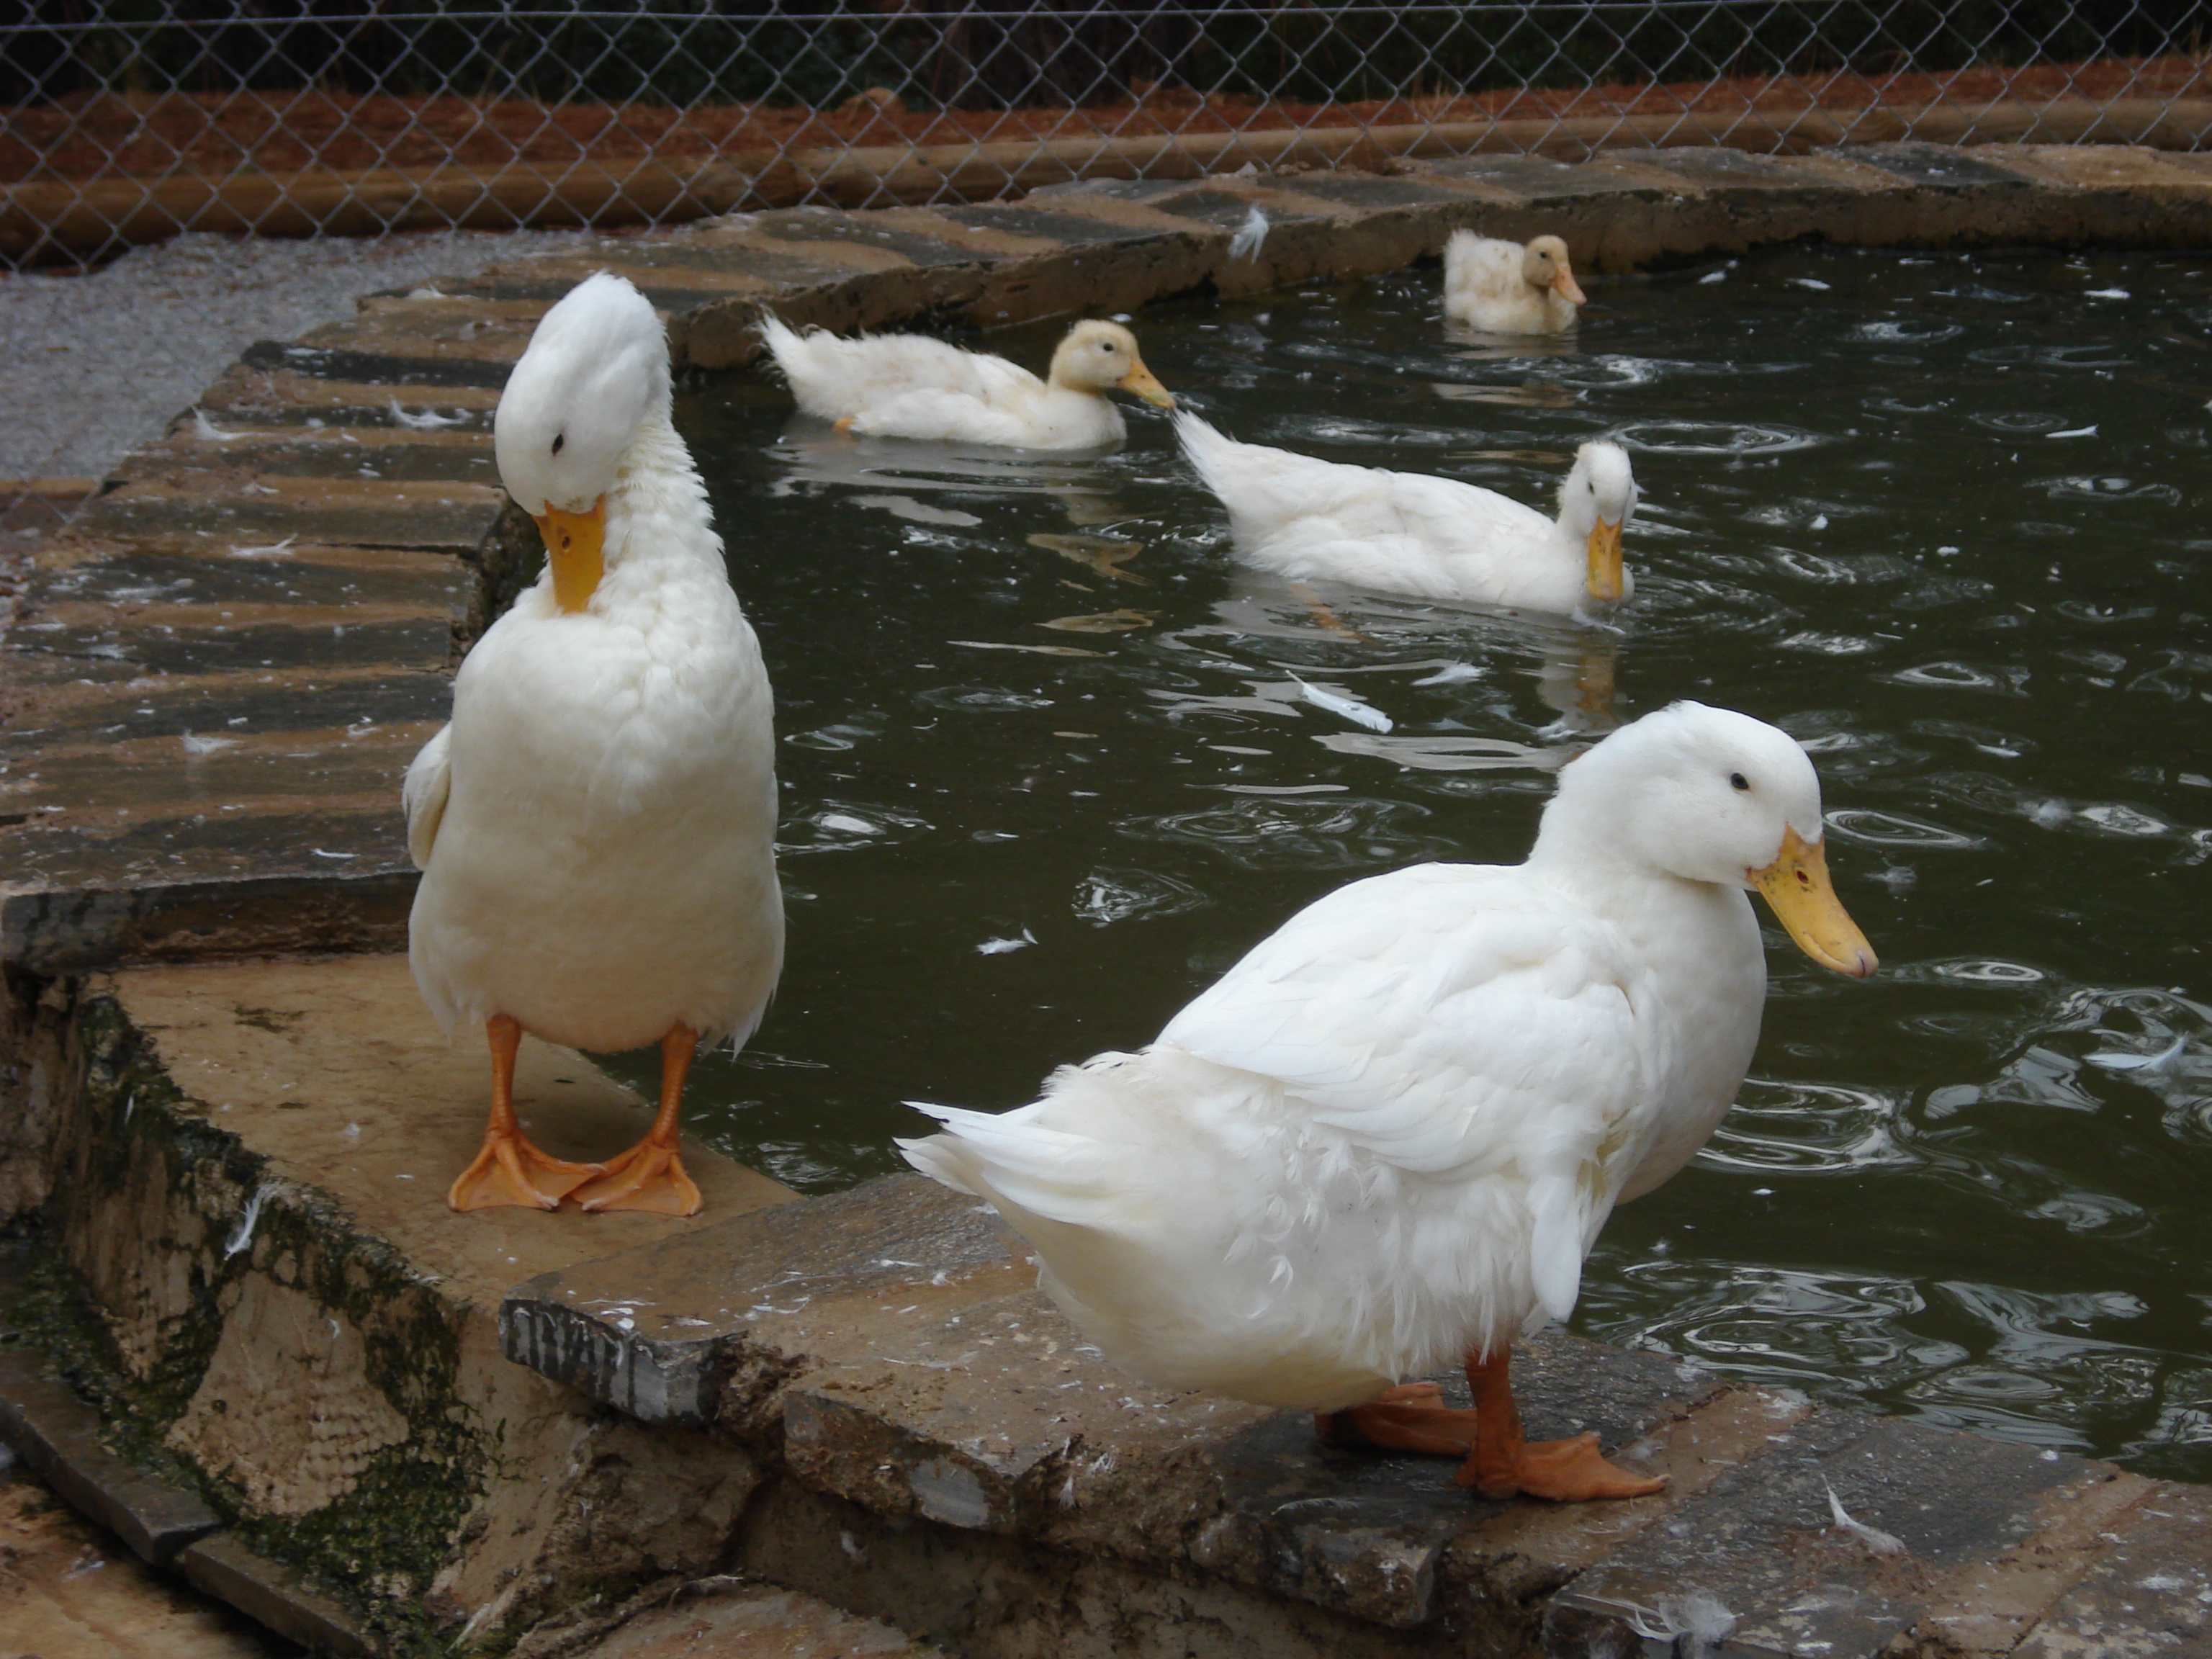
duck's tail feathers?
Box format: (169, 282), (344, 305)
(898, 1099), (1122, 1231)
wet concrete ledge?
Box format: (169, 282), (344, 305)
(5, 141), (2212, 976)
(4, 143), (2212, 1655)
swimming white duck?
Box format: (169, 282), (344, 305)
(406, 272), (783, 1216)
(759, 315), (1173, 449)
(1177, 411), (1637, 615)
(1443, 232), (1586, 334)
(902, 702), (1875, 1501)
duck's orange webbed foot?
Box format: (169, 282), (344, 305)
(447, 1132), (601, 1212)
(449, 1015), (603, 1212)
(1451, 1344), (1667, 1503)
(1454, 1431), (1666, 1502)
(1316, 1382), (1484, 1457)
(570, 1022), (704, 1217)
(572, 1138), (703, 1216)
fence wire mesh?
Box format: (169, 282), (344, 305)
(5, 2), (2208, 273)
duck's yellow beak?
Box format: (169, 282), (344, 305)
(1750, 825), (1877, 979)
(536, 498), (606, 613)
(1555, 264), (1588, 307)
(1585, 517), (1624, 603)
(1118, 359), (1175, 410)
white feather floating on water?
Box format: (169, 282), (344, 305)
(1825, 1480), (1907, 1556)
(180, 732), (238, 756)
(388, 395), (469, 429)
(2087, 1035), (2187, 1073)
(1290, 675), (1392, 733)
(977, 928), (1036, 956)
(1411, 662), (1484, 687)
(192, 408), (240, 442)
(2047, 425), (2098, 439)
(1228, 206), (1270, 261)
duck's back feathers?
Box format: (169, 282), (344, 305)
(760, 315), (1036, 421)
(1175, 411), (1581, 610)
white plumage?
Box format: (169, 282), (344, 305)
(758, 315), (1173, 449)
(1443, 232), (1586, 334)
(1177, 411), (1638, 615)
(902, 703), (1876, 1498)
(407, 271), (783, 1214)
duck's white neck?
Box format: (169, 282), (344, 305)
(603, 406), (721, 577)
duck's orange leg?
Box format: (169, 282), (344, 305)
(572, 1024), (703, 1216)
(1316, 1382), (1485, 1457)
(1452, 1346), (1665, 1502)
(448, 1015), (603, 1211)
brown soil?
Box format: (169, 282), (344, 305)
(5, 53), (2206, 185)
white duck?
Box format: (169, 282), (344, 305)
(1177, 411), (1637, 615)
(759, 315), (1174, 449)
(902, 702), (1876, 1502)
(1444, 232), (1586, 334)
(406, 272), (783, 1216)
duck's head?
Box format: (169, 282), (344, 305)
(1048, 320), (1174, 408)
(1522, 235), (1586, 307)
(494, 272), (671, 612)
(1553, 702), (1878, 978)
(1559, 441), (1637, 603)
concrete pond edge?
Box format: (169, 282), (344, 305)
(2, 141), (2212, 1655)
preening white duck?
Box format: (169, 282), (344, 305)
(1177, 411), (1637, 615)
(902, 702), (1876, 1501)
(406, 271), (783, 1216)
(1444, 232), (1586, 334)
(759, 315), (1174, 449)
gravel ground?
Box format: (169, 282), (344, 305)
(0, 227), (591, 482)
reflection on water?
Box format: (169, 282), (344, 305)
(665, 243), (2212, 1479)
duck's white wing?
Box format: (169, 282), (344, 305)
(1375, 468), (1554, 552)
(1179, 413), (1403, 539)
(402, 723), (451, 870)
(1159, 862), (1646, 1319)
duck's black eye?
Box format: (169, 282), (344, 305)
(551, 433), (565, 455)
(1730, 772), (1750, 791)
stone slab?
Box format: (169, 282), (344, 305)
(2010, 1483), (2212, 1657)
(176, 1532), (374, 1657)
(1418, 153), (1673, 199)
(0, 1346), (222, 1565)
(1548, 1408), (2113, 1657)
(0, 1470), (287, 1659)
(1835, 140), (2041, 189)
(102, 956), (797, 1309)
(531, 1575), (932, 1659)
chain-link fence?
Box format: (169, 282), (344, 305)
(5, 2), (2208, 271)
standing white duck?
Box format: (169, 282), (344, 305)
(902, 703), (1876, 1501)
(1444, 232), (1586, 334)
(759, 315), (1174, 449)
(406, 272), (783, 1216)
(1177, 411), (1637, 614)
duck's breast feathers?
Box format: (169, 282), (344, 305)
(1160, 863), (1647, 1181)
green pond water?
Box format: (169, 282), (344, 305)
(634, 241), (2212, 1479)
